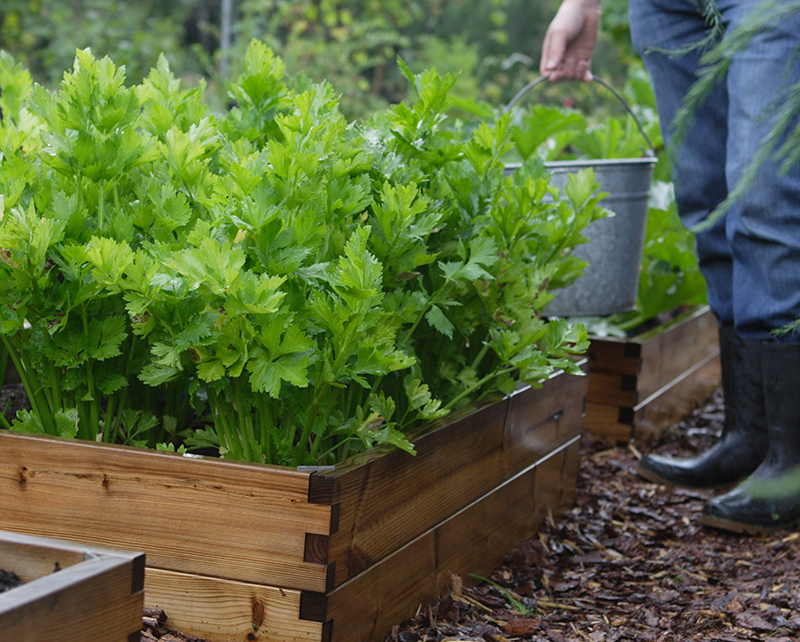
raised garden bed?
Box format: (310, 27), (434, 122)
(0, 363), (587, 642)
(0, 530), (144, 642)
(585, 305), (720, 443)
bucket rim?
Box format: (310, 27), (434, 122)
(505, 158), (656, 172)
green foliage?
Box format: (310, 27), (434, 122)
(634, 195), (707, 322)
(0, 50), (31, 122)
(0, 0), (198, 87)
(599, 189), (707, 332)
(0, 44), (599, 466)
(231, 0), (533, 118)
(510, 104), (656, 162)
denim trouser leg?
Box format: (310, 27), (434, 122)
(629, 0), (800, 341)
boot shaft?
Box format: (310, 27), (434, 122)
(719, 327), (767, 441)
(760, 342), (800, 469)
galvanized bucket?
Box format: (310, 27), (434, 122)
(506, 77), (657, 317)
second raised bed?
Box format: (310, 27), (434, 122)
(585, 305), (721, 443)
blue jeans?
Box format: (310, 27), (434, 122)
(629, 0), (800, 341)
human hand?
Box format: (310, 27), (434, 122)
(540, 0), (601, 82)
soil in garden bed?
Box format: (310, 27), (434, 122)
(388, 388), (800, 642)
(1, 383), (30, 423)
(0, 569), (22, 593)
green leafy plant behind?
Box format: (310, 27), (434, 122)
(0, 43), (601, 465)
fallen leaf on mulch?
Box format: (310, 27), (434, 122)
(735, 611), (776, 632)
(504, 615), (541, 635)
(388, 389), (800, 642)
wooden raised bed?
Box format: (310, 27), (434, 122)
(0, 530), (144, 642)
(0, 364), (588, 642)
(585, 305), (721, 443)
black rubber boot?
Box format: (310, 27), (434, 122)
(701, 342), (800, 535)
(636, 327), (769, 489)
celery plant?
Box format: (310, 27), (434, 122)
(0, 43), (602, 465)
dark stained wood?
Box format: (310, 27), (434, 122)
(324, 395), (510, 587)
(304, 534), (329, 565)
(300, 591), (328, 623)
(587, 340), (640, 376)
(324, 435), (583, 642)
(587, 352), (720, 443)
(503, 365), (587, 473)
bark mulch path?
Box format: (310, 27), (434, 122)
(140, 608), (208, 642)
(388, 389), (800, 642)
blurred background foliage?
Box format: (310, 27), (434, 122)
(1, 0), (640, 119)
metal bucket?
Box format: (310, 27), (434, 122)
(505, 76), (656, 317)
(544, 157), (655, 316)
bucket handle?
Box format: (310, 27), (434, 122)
(504, 75), (656, 158)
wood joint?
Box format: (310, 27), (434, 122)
(322, 620), (333, 642)
(624, 342), (642, 360)
(308, 473), (334, 505)
(299, 591), (328, 623)
(330, 503), (340, 535)
(621, 374), (638, 392)
(303, 533), (329, 565)
(131, 553), (146, 594)
(326, 560), (337, 593)
(618, 407), (635, 425)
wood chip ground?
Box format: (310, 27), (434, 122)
(387, 389), (800, 642)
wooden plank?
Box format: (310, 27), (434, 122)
(319, 365), (588, 588)
(585, 403), (633, 442)
(0, 557), (143, 642)
(0, 538), (85, 583)
(144, 569), (322, 642)
(587, 371), (638, 406)
(0, 359), (589, 641)
(585, 306), (721, 442)
(0, 532), (144, 642)
(633, 351), (722, 443)
(0, 529), (144, 581)
(0, 432), (332, 592)
(324, 435), (583, 642)
(636, 306), (719, 401)
(587, 339), (640, 376)
(322, 395), (509, 588)
(586, 353), (720, 443)
(586, 306), (717, 389)
(503, 363), (588, 473)
(559, 438), (582, 509)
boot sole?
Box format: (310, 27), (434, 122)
(635, 464), (734, 491)
(699, 513), (795, 536)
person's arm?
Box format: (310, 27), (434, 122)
(540, 0), (601, 81)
